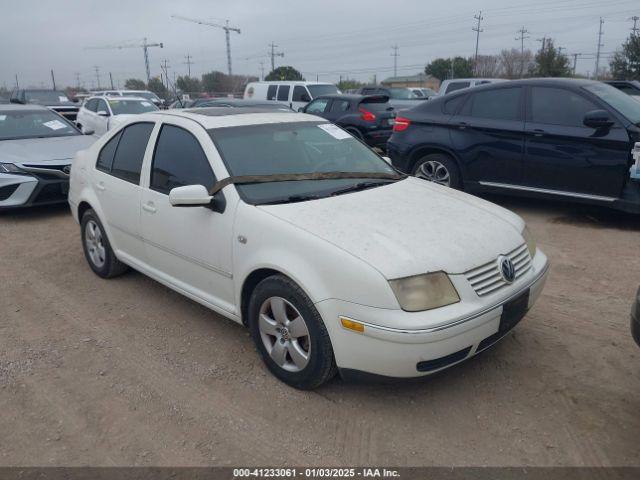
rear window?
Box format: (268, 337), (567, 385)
(110, 122), (154, 184)
(445, 82), (471, 94)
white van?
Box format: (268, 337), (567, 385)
(244, 81), (340, 111)
(438, 78), (507, 96)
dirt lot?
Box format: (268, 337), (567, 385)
(0, 195), (638, 467)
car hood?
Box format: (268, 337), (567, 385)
(258, 177), (525, 279)
(0, 135), (96, 164)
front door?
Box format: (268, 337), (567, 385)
(449, 86), (525, 186)
(140, 121), (236, 314)
(523, 86), (630, 198)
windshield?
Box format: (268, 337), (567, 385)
(122, 91), (160, 102)
(584, 83), (640, 125)
(307, 84), (339, 98)
(0, 110), (79, 140)
(209, 122), (398, 204)
(24, 90), (71, 104)
(108, 99), (158, 115)
(388, 88), (420, 100)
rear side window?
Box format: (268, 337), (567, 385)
(445, 82), (471, 94)
(267, 85), (277, 101)
(330, 100), (350, 112)
(530, 87), (599, 127)
(443, 94), (467, 115)
(467, 88), (522, 121)
(96, 131), (122, 172)
(277, 85), (290, 101)
(150, 125), (215, 194)
(110, 123), (154, 184)
(292, 86), (309, 102)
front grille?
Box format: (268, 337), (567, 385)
(465, 243), (531, 296)
(0, 184), (19, 201)
(33, 183), (67, 203)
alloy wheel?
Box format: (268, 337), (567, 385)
(415, 160), (451, 186)
(258, 296), (311, 372)
(84, 220), (106, 268)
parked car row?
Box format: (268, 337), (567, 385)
(76, 95), (159, 136)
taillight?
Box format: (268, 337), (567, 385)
(393, 116), (411, 132)
(359, 107), (376, 122)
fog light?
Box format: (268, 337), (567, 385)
(340, 317), (364, 333)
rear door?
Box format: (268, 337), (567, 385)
(523, 86), (630, 197)
(449, 86), (525, 185)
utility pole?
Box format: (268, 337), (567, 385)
(184, 54), (194, 77)
(595, 17), (604, 80)
(473, 10), (483, 74)
(15, 74), (19, 89)
(161, 59), (171, 89)
(75, 72), (81, 90)
(259, 61), (265, 81)
(630, 15), (639, 36)
(516, 27), (530, 78)
(450, 57), (455, 79)
(50, 69), (56, 90)
(571, 53), (580, 76)
(391, 45), (399, 77)
(537, 36), (547, 53)
(85, 38), (163, 85)
(268, 42), (284, 72)
(109, 72), (115, 90)
(94, 66), (101, 90)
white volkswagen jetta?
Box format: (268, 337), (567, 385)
(69, 108), (548, 389)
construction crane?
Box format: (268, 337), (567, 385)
(86, 38), (163, 84)
(171, 14), (240, 76)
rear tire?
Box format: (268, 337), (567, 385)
(248, 275), (337, 389)
(412, 153), (462, 189)
(81, 209), (128, 279)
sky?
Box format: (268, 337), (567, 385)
(1, 0), (638, 90)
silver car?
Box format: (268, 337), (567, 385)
(0, 104), (96, 210)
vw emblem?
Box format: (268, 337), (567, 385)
(498, 255), (516, 283)
(63, 165), (72, 175)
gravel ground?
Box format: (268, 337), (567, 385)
(0, 195), (638, 466)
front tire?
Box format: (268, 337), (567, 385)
(412, 153), (461, 189)
(81, 209), (128, 278)
(248, 275), (337, 389)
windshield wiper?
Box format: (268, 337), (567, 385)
(260, 193), (323, 205)
(329, 180), (395, 197)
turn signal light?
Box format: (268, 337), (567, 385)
(340, 317), (365, 333)
(393, 116), (411, 132)
(359, 107), (376, 122)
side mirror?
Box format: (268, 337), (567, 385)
(97, 110), (109, 117)
(169, 184), (213, 207)
(583, 109), (614, 129)
(83, 129), (95, 135)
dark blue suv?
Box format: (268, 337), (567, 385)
(387, 78), (640, 213)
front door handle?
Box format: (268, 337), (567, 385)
(95, 182), (106, 192)
(456, 121), (468, 130)
(532, 129), (545, 137)
(142, 202), (156, 214)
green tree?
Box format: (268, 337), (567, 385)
(425, 57), (473, 81)
(201, 71), (231, 92)
(337, 78), (365, 91)
(124, 78), (146, 90)
(610, 33), (640, 80)
(265, 66), (304, 81)
(533, 39), (572, 77)
(147, 77), (167, 98)
(176, 75), (202, 93)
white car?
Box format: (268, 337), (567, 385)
(92, 89), (164, 108)
(69, 108), (549, 389)
(244, 81), (339, 111)
(76, 96), (158, 136)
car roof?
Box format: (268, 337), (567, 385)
(315, 94), (365, 101)
(88, 95), (148, 101)
(0, 104), (49, 112)
(146, 108), (318, 129)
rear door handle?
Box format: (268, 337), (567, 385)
(95, 182), (105, 192)
(456, 122), (468, 130)
(532, 129), (545, 137)
(142, 201), (156, 214)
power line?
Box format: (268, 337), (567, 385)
(391, 45), (399, 77)
(93, 66), (101, 90)
(473, 10), (484, 74)
(630, 15), (640, 35)
(594, 17), (604, 79)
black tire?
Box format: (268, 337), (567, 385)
(80, 208), (128, 279)
(412, 153), (462, 189)
(248, 275), (337, 389)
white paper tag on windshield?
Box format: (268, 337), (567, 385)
(43, 120), (67, 130)
(0, 115), (6, 121)
(318, 123), (351, 140)
(141, 101), (152, 107)
(59, 96), (69, 102)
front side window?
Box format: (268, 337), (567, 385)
(151, 125), (215, 194)
(305, 99), (329, 114)
(97, 99), (109, 114)
(531, 87), (598, 126)
(267, 85), (277, 101)
(292, 86), (309, 102)
(0, 110), (79, 140)
(209, 122), (396, 204)
(109, 123), (154, 184)
(584, 83), (640, 125)
(24, 90), (71, 104)
(277, 85), (290, 101)
(307, 84), (339, 98)
(84, 99), (98, 112)
(467, 87), (522, 121)
(108, 99), (159, 115)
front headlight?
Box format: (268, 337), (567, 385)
(389, 272), (460, 312)
(0, 163), (22, 174)
(522, 225), (537, 258)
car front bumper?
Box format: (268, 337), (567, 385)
(0, 167), (70, 210)
(315, 250), (549, 379)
